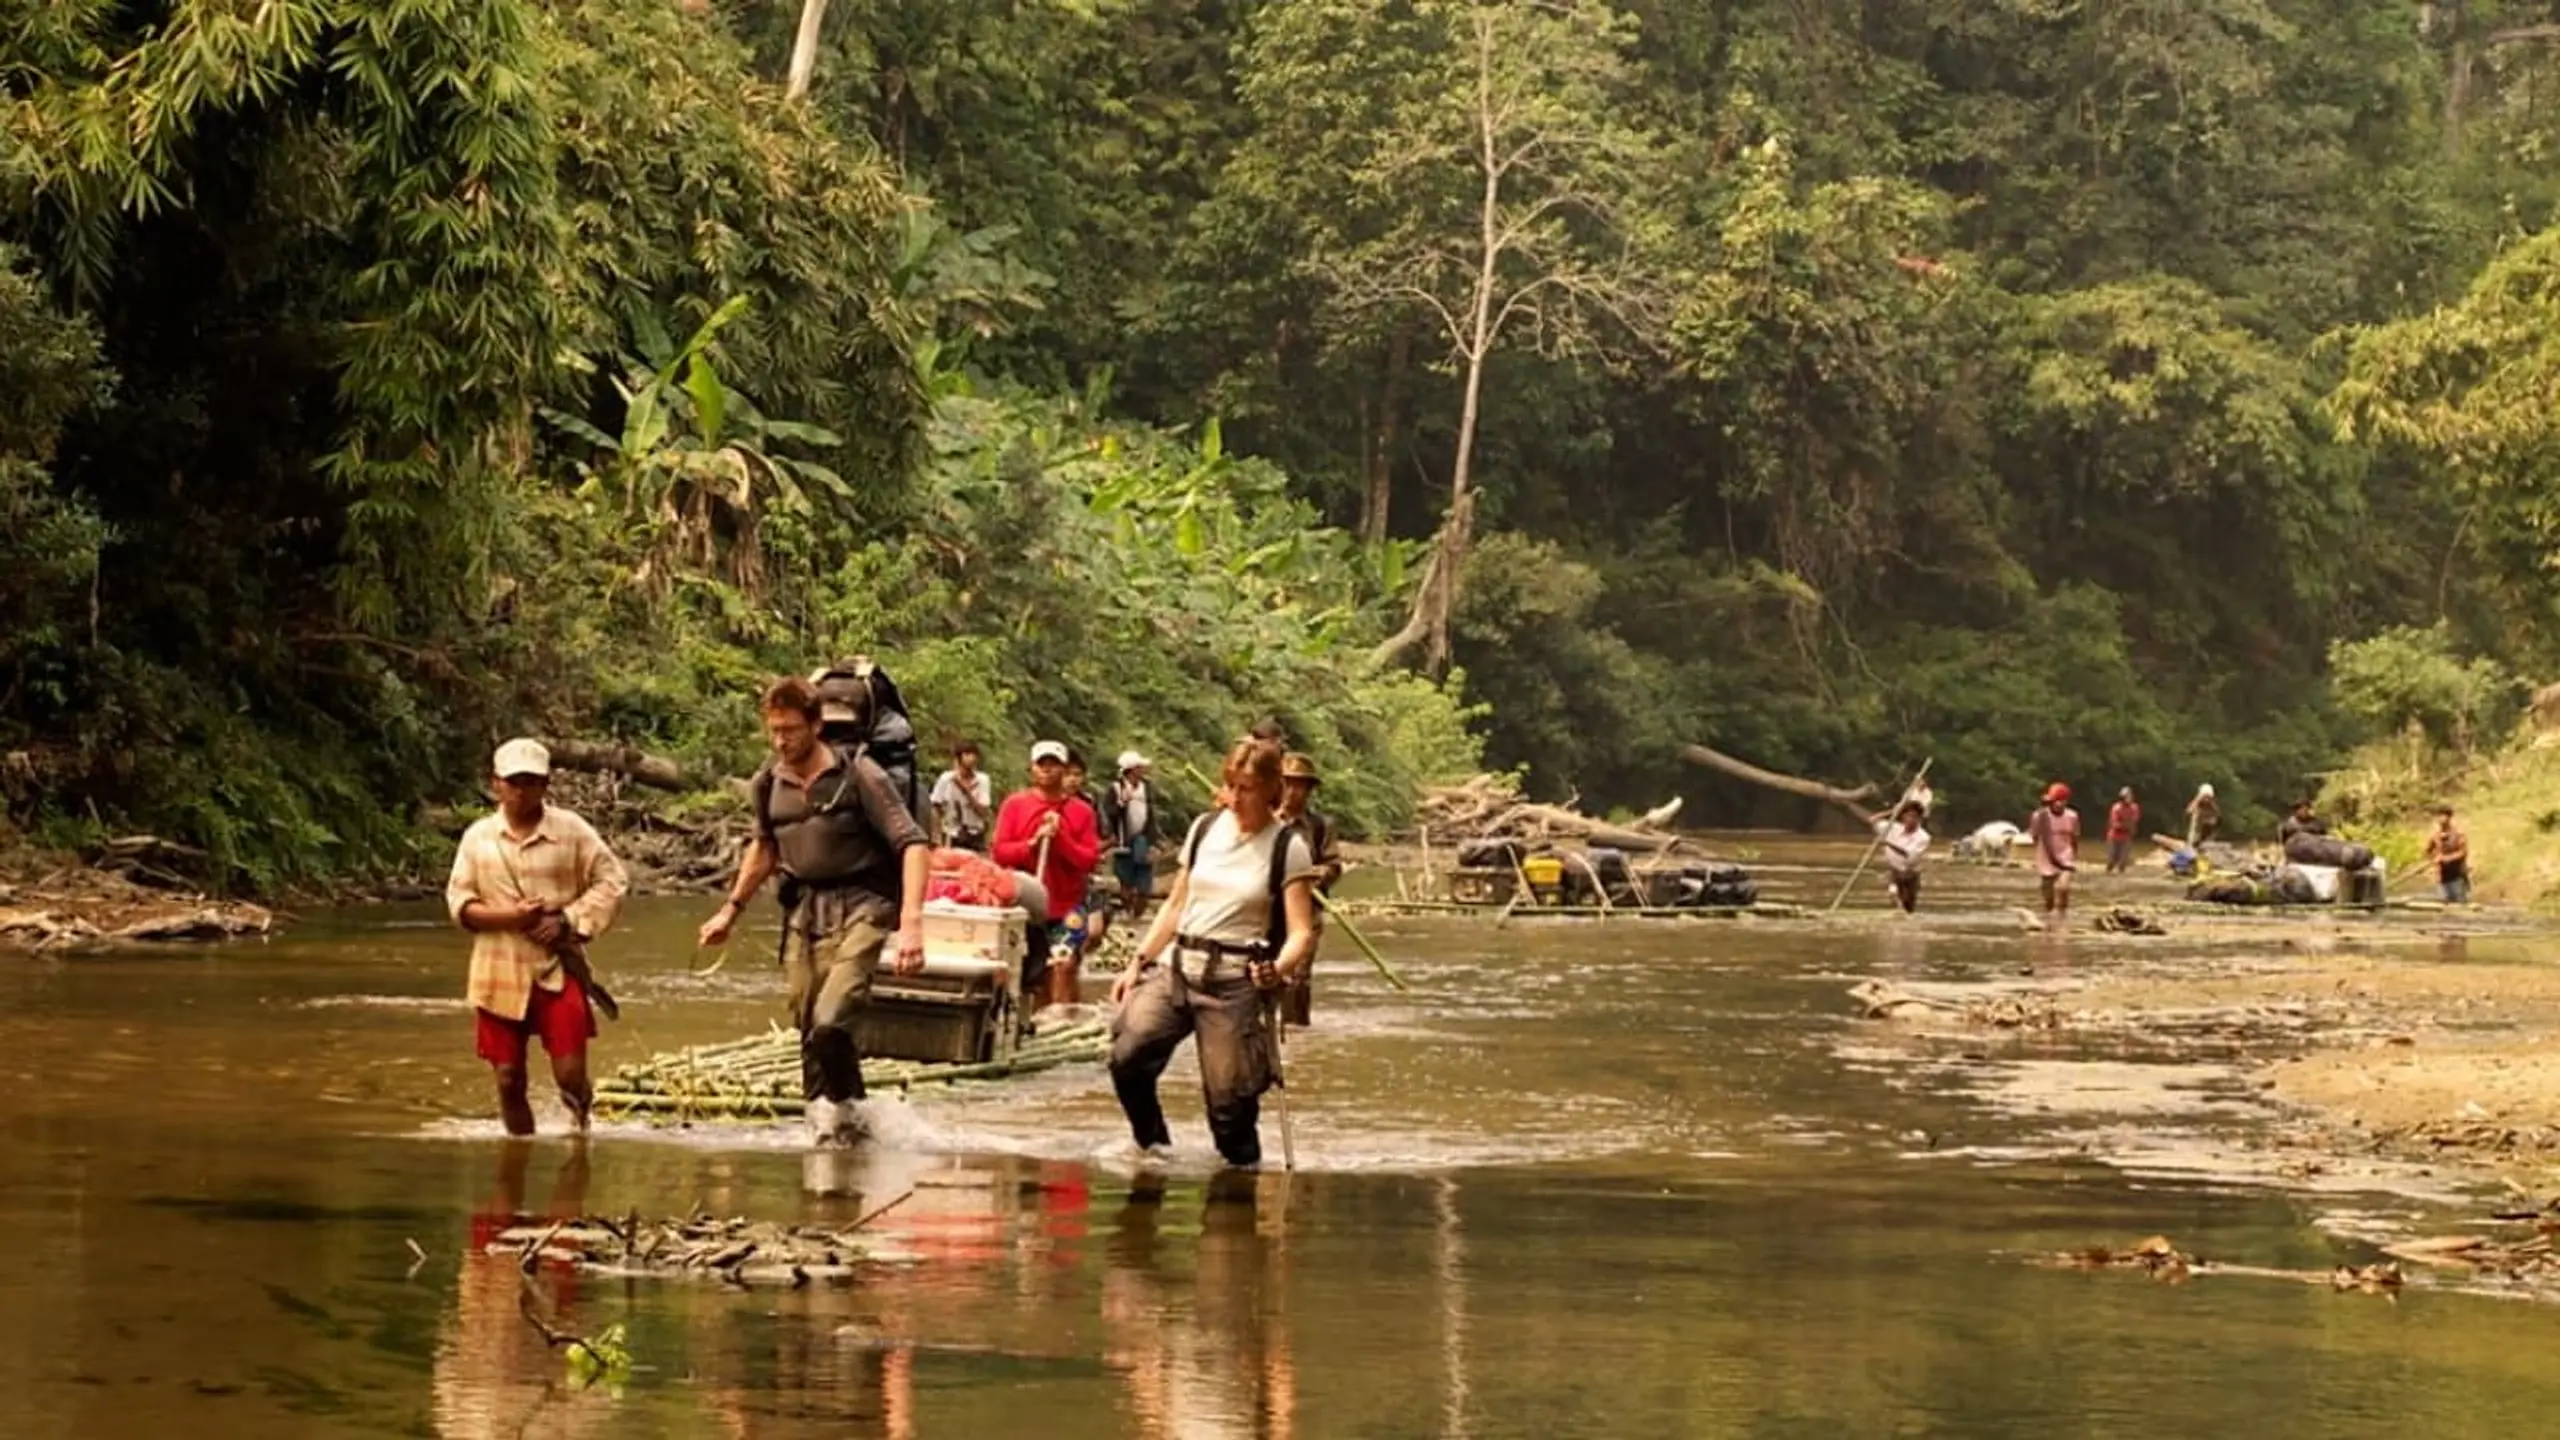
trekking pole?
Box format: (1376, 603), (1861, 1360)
(1829, 757), (1932, 916)
(1267, 996), (1297, 1172)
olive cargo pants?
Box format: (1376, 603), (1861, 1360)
(1109, 965), (1276, 1167)
(784, 908), (891, 1104)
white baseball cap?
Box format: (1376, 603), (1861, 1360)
(492, 738), (551, 779)
(1117, 750), (1149, 773)
(1030, 740), (1069, 765)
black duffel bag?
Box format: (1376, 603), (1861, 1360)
(2283, 831), (2375, 871)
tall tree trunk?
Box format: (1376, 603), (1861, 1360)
(1426, 17), (1506, 677)
(786, 0), (829, 100)
(1361, 330), (1410, 549)
(2446, 36), (2474, 155)
(1370, 13), (1504, 677)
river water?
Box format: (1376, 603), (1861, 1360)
(5, 837), (2558, 1438)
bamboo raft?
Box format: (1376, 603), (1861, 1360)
(1333, 897), (1812, 921)
(591, 1018), (1110, 1121)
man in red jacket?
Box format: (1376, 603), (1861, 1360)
(994, 740), (1102, 1008)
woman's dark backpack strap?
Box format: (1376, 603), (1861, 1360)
(1182, 812), (1214, 871)
(1263, 820), (1301, 953)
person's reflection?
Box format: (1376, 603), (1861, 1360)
(2026, 923), (2069, 977)
(1876, 922), (1929, 979)
(698, 1295), (917, 1440)
(687, 1148), (921, 1440)
(1101, 1170), (1297, 1440)
(432, 1139), (610, 1439)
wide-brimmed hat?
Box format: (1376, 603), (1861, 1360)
(1117, 750), (1149, 773)
(1281, 752), (1321, 785)
(493, 738), (551, 780)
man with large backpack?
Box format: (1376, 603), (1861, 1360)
(699, 673), (929, 1146)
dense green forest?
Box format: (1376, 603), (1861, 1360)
(6, 0), (2560, 886)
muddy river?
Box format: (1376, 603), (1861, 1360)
(6, 837), (2559, 1437)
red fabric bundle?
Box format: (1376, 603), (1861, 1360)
(925, 846), (1019, 908)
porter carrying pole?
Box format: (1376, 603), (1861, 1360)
(1829, 757), (1932, 915)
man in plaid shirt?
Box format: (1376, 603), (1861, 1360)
(447, 738), (629, 1135)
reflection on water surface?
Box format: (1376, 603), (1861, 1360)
(6, 844), (2560, 1437)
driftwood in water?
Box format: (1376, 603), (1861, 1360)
(1413, 773), (1688, 852)
(0, 860), (276, 951)
(1678, 744), (1877, 823)
(2038, 1234), (2404, 1295)
(82, 834), (212, 889)
(1511, 802), (1685, 853)
(495, 1206), (906, 1286)
(0, 902), (274, 948)
(541, 739), (702, 791)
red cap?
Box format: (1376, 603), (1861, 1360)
(2044, 783), (2071, 803)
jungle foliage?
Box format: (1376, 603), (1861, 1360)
(10, 0), (2560, 882)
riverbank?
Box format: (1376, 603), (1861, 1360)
(0, 853), (275, 948)
(2324, 729), (2560, 912)
(1838, 901), (2560, 1272)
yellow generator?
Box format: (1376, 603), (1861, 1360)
(1520, 854), (1565, 904)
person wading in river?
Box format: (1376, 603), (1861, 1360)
(2185, 783), (2219, 847)
(1110, 736), (1317, 1168)
(996, 741), (1103, 1010)
(2105, 787), (2141, 874)
(699, 676), (929, 1147)
(1101, 751), (1168, 922)
(2425, 805), (2472, 904)
(447, 738), (629, 1136)
(1872, 798), (1930, 914)
(2028, 783), (2081, 920)
(1274, 751), (1344, 1026)
(929, 740), (993, 853)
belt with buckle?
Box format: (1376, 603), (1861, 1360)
(1170, 934), (1270, 982)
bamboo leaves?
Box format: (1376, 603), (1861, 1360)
(546, 294), (851, 604)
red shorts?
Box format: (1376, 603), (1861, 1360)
(474, 974), (596, 1068)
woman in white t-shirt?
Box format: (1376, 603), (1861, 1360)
(1107, 736), (1316, 1167)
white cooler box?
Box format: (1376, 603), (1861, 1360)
(851, 903), (1028, 1066)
